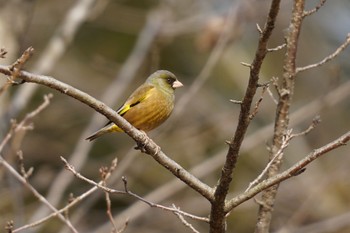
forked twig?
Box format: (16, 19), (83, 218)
(296, 34), (350, 73)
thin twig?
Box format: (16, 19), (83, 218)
(121, 177), (209, 223)
(249, 84), (269, 120)
(13, 182), (99, 232)
(0, 47), (34, 95)
(240, 62), (252, 68)
(267, 43), (286, 52)
(105, 187), (117, 232)
(100, 160), (119, 233)
(245, 129), (292, 192)
(290, 116), (321, 138)
(17, 151), (34, 180)
(225, 130), (350, 212)
(303, 0), (327, 17)
(296, 33), (350, 73)
(116, 220), (129, 233)
(267, 86), (278, 105)
(0, 155), (78, 233)
(0, 94), (52, 153)
(172, 204), (201, 233)
(13, 157), (120, 232)
(61, 157), (124, 194)
(0, 95), (78, 233)
(61, 157), (210, 223)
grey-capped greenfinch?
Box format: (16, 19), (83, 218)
(86, 70), (183, 141)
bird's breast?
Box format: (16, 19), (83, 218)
(122, 90), (174, 131)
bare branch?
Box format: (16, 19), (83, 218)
(121, 177), (209, 223)
(290, 115), (321, 138)
(255, 1), (306, 231)
(229, 99), (243, 104)
(296, 33), (350, 73)
(303, 0), (327, 17)
(0, 94), (52, 153)
(240, 61), (252, 68)
(256, 23), (263, 34)
(209, 0), (282, 232)
(17, 151), (34, 180)
(61, 156), (125, 194)
(267, 43), (286, 52)
(13, 181), (100, 232)
(104, 184), (118, 233)
(100, 159), (120, 233)
(249, 83), (269, 120)
(116, 220), (129, 233)
(0, 95), (78, 233)
(9, 47), (34, 74)
(0, 47), (34, 95)
(172, 204), (201, 233)
(61, 157), (209, 223)
(225, 130), (350, 212)
(245, 130), (292, 192)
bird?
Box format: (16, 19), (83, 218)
(86, 70), (183, 141)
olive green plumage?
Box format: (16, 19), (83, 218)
(86, 70), (183, 141)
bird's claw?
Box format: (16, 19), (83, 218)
(134, 131), (161, 155)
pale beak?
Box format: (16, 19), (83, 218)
(172, 80), (183, 89)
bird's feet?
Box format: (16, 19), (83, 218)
(134, 131), (161, 155)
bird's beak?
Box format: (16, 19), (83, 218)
(172, 80), (183, 89)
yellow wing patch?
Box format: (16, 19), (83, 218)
(117, 85), (154, 116)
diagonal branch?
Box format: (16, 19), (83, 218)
(296, 33), (350, 73)
(0, 64), (214, 202)
(303, 0), (327, 17)
(225, 130), (350, 212)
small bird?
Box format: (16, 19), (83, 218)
(86, 70), (183, 141)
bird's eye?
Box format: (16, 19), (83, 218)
(166, 78), (174, 84)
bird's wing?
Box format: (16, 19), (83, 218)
(117, 85), (155, 116)
(102, 84), (154, 127)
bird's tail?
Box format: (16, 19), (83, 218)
(85, 123), (122, 141)
(85, 128), (109, 141)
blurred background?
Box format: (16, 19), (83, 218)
(0, 0), (349, 232)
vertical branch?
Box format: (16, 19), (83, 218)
(209, 0), (281, 232)
(254, 1), (305, 233)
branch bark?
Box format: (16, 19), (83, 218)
(255, 1), (305, 232)
(209, 0), (281, 232)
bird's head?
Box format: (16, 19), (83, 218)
(147, 70), (183, 93)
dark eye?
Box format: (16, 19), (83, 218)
(166, 77), (174, 84)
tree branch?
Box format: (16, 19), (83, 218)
(303, 0), (327, 17)
(296, 33), (350, 73)
(255, 1), (305, 231)
(0, 95), (78, 233)
(209, 0), (281, 232)
(0, 64), (214, 202)
(225, 130), (350, 212)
